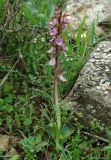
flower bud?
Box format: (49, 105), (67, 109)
(55, 37), (63, 46)
(50, 18), (58, 26)
(58, 73), (67, 82)
(50, 28), (58, 36)
(48, 47), (55, 53)
(49, 57), (56, 66)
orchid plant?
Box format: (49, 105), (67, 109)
(48, 6), (72, 151)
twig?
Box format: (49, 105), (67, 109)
(83, 131), (108, 143)
(0, 56), (21, 88)
(1, 128), (10, 135)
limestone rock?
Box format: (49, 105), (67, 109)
(66, 41), (111, 127)
(0, 135), (10, 151)
(5, 147), (18, 156)
(66, 0), (111, 36)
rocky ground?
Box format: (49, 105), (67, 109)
(66, 41), (111, 128)
(66, 0), (111, 38)
(0, 135), (19, 158)
(66, 0), (111, 128)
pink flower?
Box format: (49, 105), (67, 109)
(49, 57), (56, 66)
(61, 43), (68, 52)
(50, 18), (58, 26)
(55, 37), (63, 46)
(63, 17), (70, 23)
(48, 47), (55, 53)
(61, 16), (71, 24)
(58, 73), (67, 82)
(50, 28), (58, 36)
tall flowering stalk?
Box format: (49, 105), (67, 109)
(48, 6), (70, 150)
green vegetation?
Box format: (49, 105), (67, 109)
(0, 0), (111, 159)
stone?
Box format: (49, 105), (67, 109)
(0, 135), (10, 151)
(66, 41), (111, 127)
(5, 147), (18, 156)
(66, 0), (111, 37)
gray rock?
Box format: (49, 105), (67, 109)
(67, 0), (111, 24)
(0, 135), (10, 151)
(5, 147), (18, 157)
(66, 0), (111, 37)
(66, 41), (111, 127)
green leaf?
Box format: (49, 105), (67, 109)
(104, 146), (111, 152)
(0, 104), (14, 113)
(76, 17), (86, 54)
(15, 112), (21, 128)
(106, 129), (111, 138)
(6, 104), (14, 113)
(22, 5), (37, 24)
(29, 104), (35, 116)
(20, 134), (47, 154)
(9, 155), (19, 160)
(0, 98), (4, 106)
(6, 115), (12, 132)
(5, 95), (13, 103)
(47, 126), (56, 140)
(36, 141), (48, 152)
(23, 118), (32, 126)
(0, 118), (3, 126)
(38, 14), (47, 27)
(61, 125), (74, 141)
(0, 0), (4, 10)
(35, 134), (42, 144)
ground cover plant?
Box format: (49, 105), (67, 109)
(0, 0), (111, 159)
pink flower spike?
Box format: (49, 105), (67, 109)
(49, 57), (56, 66)
(62, 43), (68, 52)
(59, 74), (67, 82)
(55, 37), (63, 46)
(50, 18), (58, 26)
(48, 47), (55, 53)
(50, 28), (58, 36)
